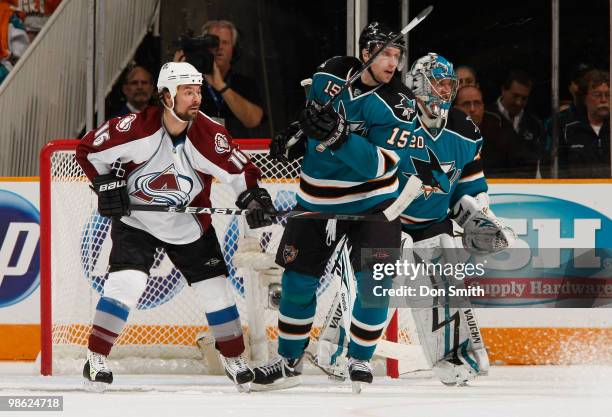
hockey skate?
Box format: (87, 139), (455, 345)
(348, 358), (373, 394)
(83, 350), (113, 392)
(250, 355), (303, 391)
(219, 354), (255, 392)
(433, 356), (478, 387)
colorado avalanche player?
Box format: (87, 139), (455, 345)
(76, 62), (276, 391)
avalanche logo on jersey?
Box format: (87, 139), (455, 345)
(405, 146), (460, 199)
(214, 132), (231, 154)
(393, 93), (416, 120)
(117, 113), (137, 132)
(131, 164), (194, 206)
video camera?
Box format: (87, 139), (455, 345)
(177, 33), (220, 75)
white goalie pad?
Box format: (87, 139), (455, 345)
(405, 230), (489, 384)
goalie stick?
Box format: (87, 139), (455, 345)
(129, 174), (423, 222)
(285, 5), (434, 149)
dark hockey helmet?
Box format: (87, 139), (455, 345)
(358, 22), (406, 63)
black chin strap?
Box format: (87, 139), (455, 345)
(367, 67), (382, 85)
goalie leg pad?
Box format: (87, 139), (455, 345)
(408, 230), (487, 383)
(277, 270), (319, 359)
(193, 276), (245, 358)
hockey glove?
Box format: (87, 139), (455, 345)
(299, 104), (348, 151)
(92, 174), (130, 218)
(269, 121), (307, 162)
(236, 187), (277, 229)
(450, 194), (516, 254)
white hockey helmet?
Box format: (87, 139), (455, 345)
(157, 62), (203, 106)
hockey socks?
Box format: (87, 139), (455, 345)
(277, 270), (319, 359)
(205, 305), (245, 357)
(347, 271), (389, 360)
(193, 276), (247, 358)
(88, 296), (130, 356)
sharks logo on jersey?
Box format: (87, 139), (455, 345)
(131, 164), (194, 206)
(393, 93), (416, 120)
(404, 146), (461, 199)
(338, 101), (367, 136)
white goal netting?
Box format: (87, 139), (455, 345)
(40, 140), (415, 376)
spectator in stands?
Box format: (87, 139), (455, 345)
(175, 20), (266, 138)
(545, 63), (593, 174)
(486, 70), (545, 178)
(20, 0), (62, 42)
(454, 85), (485, 125)
(111, 65), (154, 118)
(456, 65), (479, 89)
(559, 69), (610, 178)
(454, 85), (506, 178)
(0, 0), (29, 85)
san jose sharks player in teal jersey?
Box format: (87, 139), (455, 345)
(398, 53), (515, 386)
(399, 52), (487, 232)
(251, 22), (420, 391)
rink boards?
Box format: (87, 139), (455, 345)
(0, 178), (611, 365)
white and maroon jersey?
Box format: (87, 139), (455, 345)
(76, 106), (261, 244)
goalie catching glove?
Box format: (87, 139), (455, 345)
(92, 174), (130, 218)
(235, 187), (277, 229)
(450, 193), (516, 254)
(299, 103), (349, 151)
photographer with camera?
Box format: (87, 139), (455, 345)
(174, 20), (265, 138)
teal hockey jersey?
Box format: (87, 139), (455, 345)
(398, 107), (488, 231)
(297, 56), (419, 214)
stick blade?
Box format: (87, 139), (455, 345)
(382, 175), (423, 221)
(417, 5), (434, 20)
(401, 5), (434, 34)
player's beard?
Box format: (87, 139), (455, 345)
(175, 107), (199, 122)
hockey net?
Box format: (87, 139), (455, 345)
(39, 139), (418, 377)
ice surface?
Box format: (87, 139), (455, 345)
(0, 362), (609, 417)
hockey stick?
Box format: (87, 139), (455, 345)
(285, 5), (434, 148)
(311, 233), (430, 380)
(130, 174), (423, 222)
